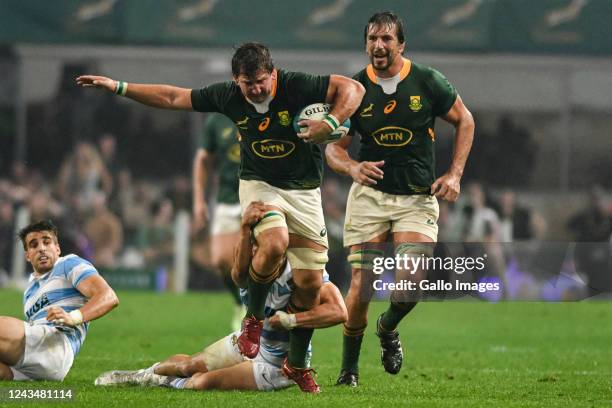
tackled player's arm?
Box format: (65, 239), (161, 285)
(272, 283), (348, 330)
(431, 95), (475, 202)
(76, 75), (193, 110)
(231, 221), (253, 289)
(325, 75), (365, 125)
(231, 201), (268, 288)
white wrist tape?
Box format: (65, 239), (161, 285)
(276, 311), (297, 330)
(69, 310), (84, 325)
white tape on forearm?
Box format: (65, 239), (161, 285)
(69, 309), (83, 325)
(276, 311), (297, 329)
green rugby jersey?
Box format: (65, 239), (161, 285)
(351, 59), (457, 195)
(200, 113), (240, 204)
(191, 70), (330, 190)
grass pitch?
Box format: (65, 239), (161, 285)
(1, 289), (611, 407)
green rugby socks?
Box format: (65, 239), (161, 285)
(341, 325), (366, 374)
(287, 301), (313, 368)
(379, 302), (417, 332)
(246, 264), (279, 320)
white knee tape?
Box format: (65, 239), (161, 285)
(286, 247), (328, 270)
(253, 211), (287, 237)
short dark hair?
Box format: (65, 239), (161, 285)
(231, 42), (274, 78)
(364, 11), (405, 44)
(18, 220), (59, 249)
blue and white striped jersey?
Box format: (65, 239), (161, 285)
(23, 254), (98, 357)
(240, 263), (330, 367)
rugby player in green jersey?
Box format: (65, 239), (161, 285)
(76, 43), (364, 393)
(326, 12), (475, 386)
(193, 113), (244, 331)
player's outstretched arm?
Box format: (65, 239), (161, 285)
(76, 75), (193, 111)
(326, 136), (385, 186)
(431, 94), (475, 202)
(192, 148), (210, 231)
(270, 282), (347, 330)
(46, 275), (119, 327)
(231, 201), (267, 288)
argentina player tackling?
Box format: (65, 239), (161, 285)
(0, 220), (119, 381)
(95, 202), (347, 391)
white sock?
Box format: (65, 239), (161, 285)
(166, 377), (188, 389)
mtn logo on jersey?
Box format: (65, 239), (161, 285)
(372, 126), (413, 147)
(252, 139), (296, 159)
(409, 96), (423, 112)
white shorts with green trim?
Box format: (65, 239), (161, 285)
(239, 179), (328, 248)
(344, 183), (439, 247)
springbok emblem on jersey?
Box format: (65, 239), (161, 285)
(409, 96), (423, 112)
(360, 103), (374, 117)
(278, 111), (291, 126)
(235, 116), (249, 130)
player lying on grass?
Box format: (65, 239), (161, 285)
(0, 220), (119, 381)
(95, 202), (347, 391)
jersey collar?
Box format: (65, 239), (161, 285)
(244, 68), (278, 114)
(366, 58), (411, 85)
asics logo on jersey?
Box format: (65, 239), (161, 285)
(384, 100), (397, 114)
(26, 293), (50, 320)
(372, 126), (413, 147)
(259, 117), (271, 131)
(251, 139), (296, 159)
(360, 103), (374, 117)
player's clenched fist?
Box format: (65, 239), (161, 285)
(431, 172), (461, 202)
(349, 160), (385, 186)
(75, 75), (117, 92)
(241, 201), (267, 228)
(46, 306), (83, 327)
